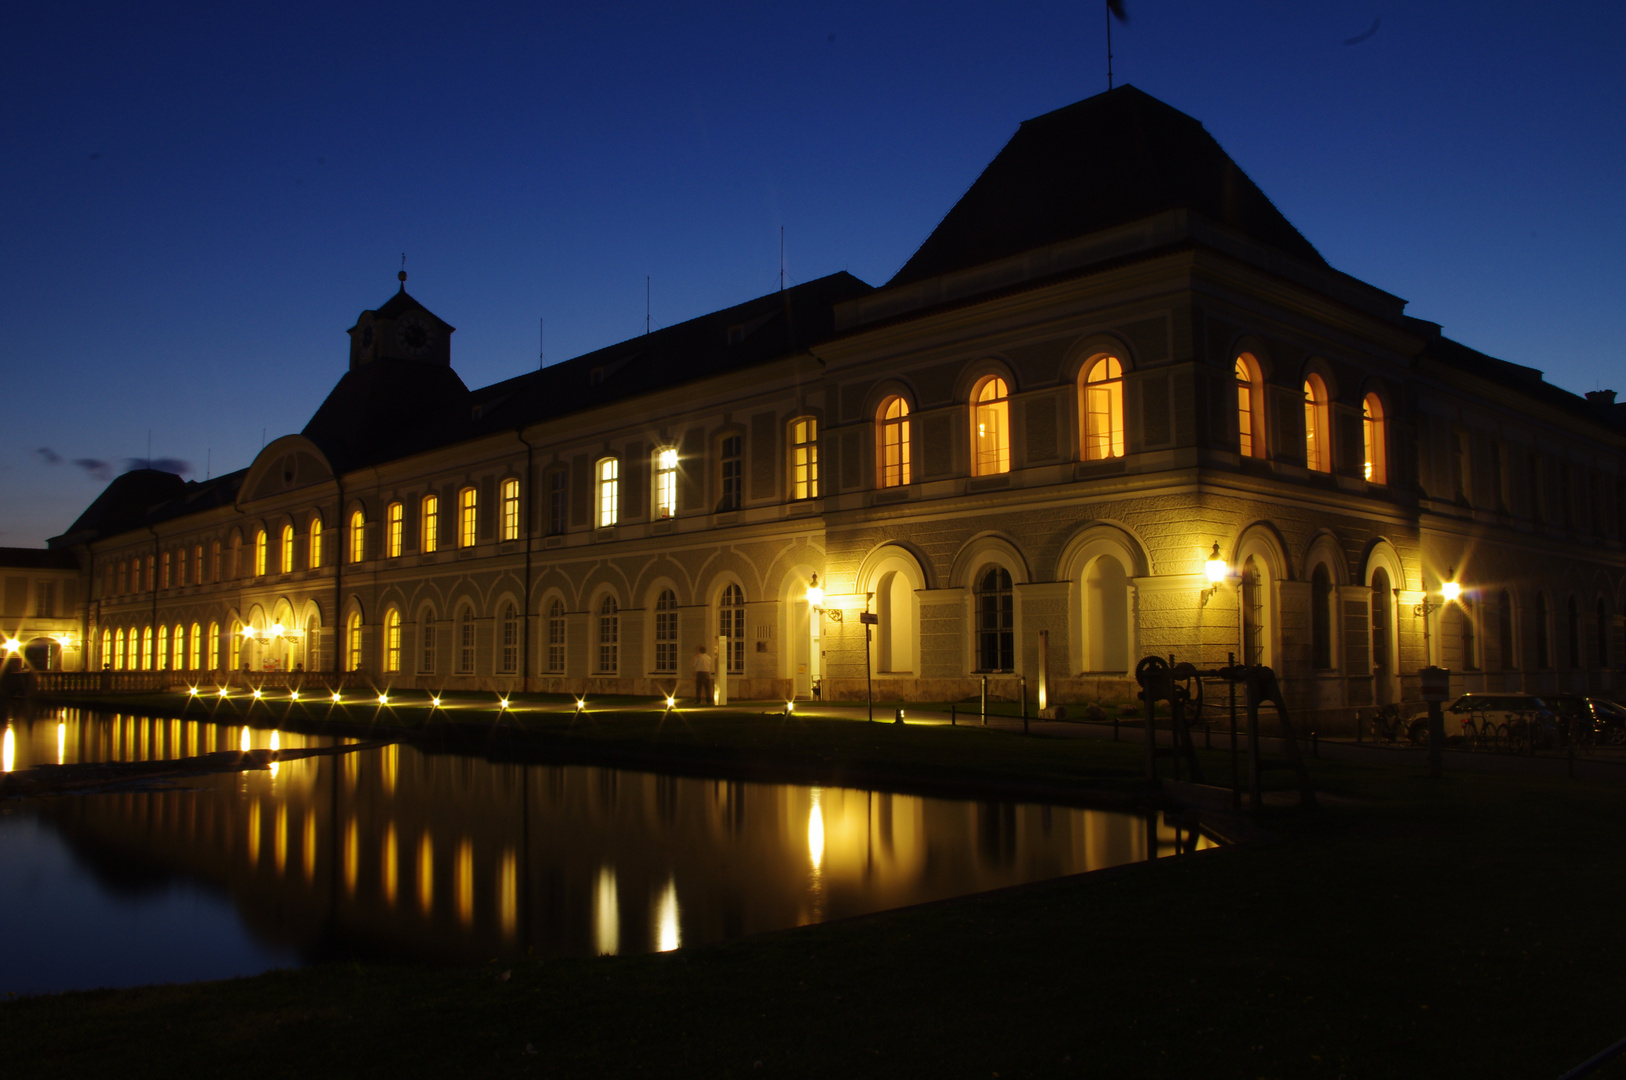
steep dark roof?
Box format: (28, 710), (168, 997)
(470, 273), (871, 431)
(1413, 322), (1626, 434)
(49, 470), (245, 547)
(302, 359), (472, 472)
(889, 85), (1326, 288)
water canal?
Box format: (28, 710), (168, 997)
(0, 707), (1215, 996)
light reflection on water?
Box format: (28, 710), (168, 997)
(0, 707), (1215, 995)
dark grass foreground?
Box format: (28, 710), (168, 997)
(5, 696), (1626, 1078)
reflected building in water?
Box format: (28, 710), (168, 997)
(4, 709), (1207, 966)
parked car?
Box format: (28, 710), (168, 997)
(1406, 693), (1556, 746)
(1544, 694), (1626, 744)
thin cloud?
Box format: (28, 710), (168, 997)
(74, 459), (111, 481)
(36, 447), (62, 465)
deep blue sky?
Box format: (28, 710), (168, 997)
(3, 1), (1623, 546)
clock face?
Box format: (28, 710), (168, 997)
(398, 314), (431, 355)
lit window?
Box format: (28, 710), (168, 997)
(654, 448), (678, 518)
(308, 519), (322, 569)
(254, 530), (268, 576)
(1235, 354), (1264, 458)
(719, 583), (745, 675)
(114, 628), (125, 670)
(596, 458), (619, 528)
(1082, 356), (1124, 460)
(654, 589), (678, 673)
(229, 622), (241, 671)
(419, 610), (437, 673)
(99, 629), (109, 669)
(207, 622), (220, 670)
(1363, 393), (1387, 484)
(546, 600), (565, 673)
(157, 625), (169, 671)
(349, 510), (365, 563)
(718, 435), (743, 511)
(281, 525), (294, 572)
(421, 496), (439, 553)
(384, 609), (401, 673)
(459, 488), (478, 547)
(458, 608), (475, 673)
(177, 547), (186, 586)
(790, 418), (818, 500)
(1303, 374), (1330, 473)
(975, 566), (1014, 672)
(972, 377), (1010, 475)
(189, 622), (201, 670)
(380, 502), (401, 557)
(500, 602), (519, 673)
(879, 396), (911, 487)
(346, 610), (363, 671)
(597, 595), (619, 673)
(500, 479), (520, 541)
(161, 551), (171, 589)
(145, 555), (154, 590)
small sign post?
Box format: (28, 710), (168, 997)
(859, 611), (878, 722)
(1420, 665), (1449, 778)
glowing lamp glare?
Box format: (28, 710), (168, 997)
(1442, 581), (1461, 602)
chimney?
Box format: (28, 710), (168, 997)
(1586, 389), (1617, 405)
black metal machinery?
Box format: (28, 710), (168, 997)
(1134, 654), (1317, 812)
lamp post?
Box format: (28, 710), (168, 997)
(1413, 569), (1460, 666)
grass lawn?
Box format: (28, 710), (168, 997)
(4, 691), (1626, 1078)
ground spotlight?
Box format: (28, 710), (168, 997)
(252, 689), (263, 700)
(377, 693), (389, 706)
(431, 695), (442, 708)
(331, 691), (342, 703)
(289, 691), (300, 702)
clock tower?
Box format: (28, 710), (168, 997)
(347, 270), (455, 370)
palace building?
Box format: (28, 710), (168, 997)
(33, 85), (1626, 731)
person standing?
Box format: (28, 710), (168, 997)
(692, 645), (714, 705)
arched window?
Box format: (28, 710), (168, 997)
(974, 566), (1014, 672)
(546, 600), (566, 674)
(878, 396), (911, 488)
(500, 602), (519, 673)
(1363, 393), (1387, 484)
(193, 544), (203, 584)
(1303, 374), (1330, 472)
(384, 609), (402, 673)
(211, 540), (221, 582)
(1084, 556), (1130, 673)
(972, 376), (1010, 476)
(1497, 589), (1515, 671)
(654, 589), (678, 673)
(176, 548), (186, 587)
(789, 419), (818, 500)
(141, 626), (154, 670)
(156, 625), (169, 671)
(161, 551), (171, 589)
(458, 608), (476, 674)
(418, 609), (437, 673)
(207, 621), (220, 670)
(386, 502), (404, 558)
(308, 518), (322, 569)
(99, 629), (110, 670)
(1235, 355), (1264, 458)
(596, 458), (620, 528)
(346, 611), (362, 671)
(876, 570), (915, 673)
(1082, 356), (1125, 460)
(1371, 568), (1391, 678)
(421, 496), (439, 553)
(459, 487), (478, 547)
(348, 510), (365, 564)
(719, 584), (745, 675)
(1242, 557), (1265, 666)
(1598, 598), (1610, 669)
(277, 525), (292, 573)
(500, 478), (520, 541)
(1536, 593), (1551, 669)
(597, 596), (620, 674)
(1311, 564), (1333, 670)
(653, 448), (678, 518)
(173, 624), (186, 670)
(114, 628), (125, 670)
(304, 616), (320, 672)
(189, 622), (202, 670)
(254, 530), (268, 576)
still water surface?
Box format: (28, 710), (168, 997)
(0, 709), (1212, 995)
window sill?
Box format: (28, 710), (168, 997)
(966, 474), (1011, 493)
(871, 488), (910, 506)
(593, 527), (617, 543)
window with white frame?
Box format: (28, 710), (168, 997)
(654, 589), (677, 673)
(500, 478), (520, 541)
(654, 448), (678, 518)
(546, 600), (565, 673)
(972, 377), (1010, 475)
(597, 595), (619, 673)
(790, 418), (818, 500)
(596, 458), (619, 528)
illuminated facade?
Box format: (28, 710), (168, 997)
(45, 86), (1626, 731)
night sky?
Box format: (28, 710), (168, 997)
(3, 1), (1622, 547)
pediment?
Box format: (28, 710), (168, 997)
(239, 435), (336, 506)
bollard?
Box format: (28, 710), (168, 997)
(1020, 675), (1028, 720)
(894, 707), (906, 725)
(950, 704), (957, 727)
